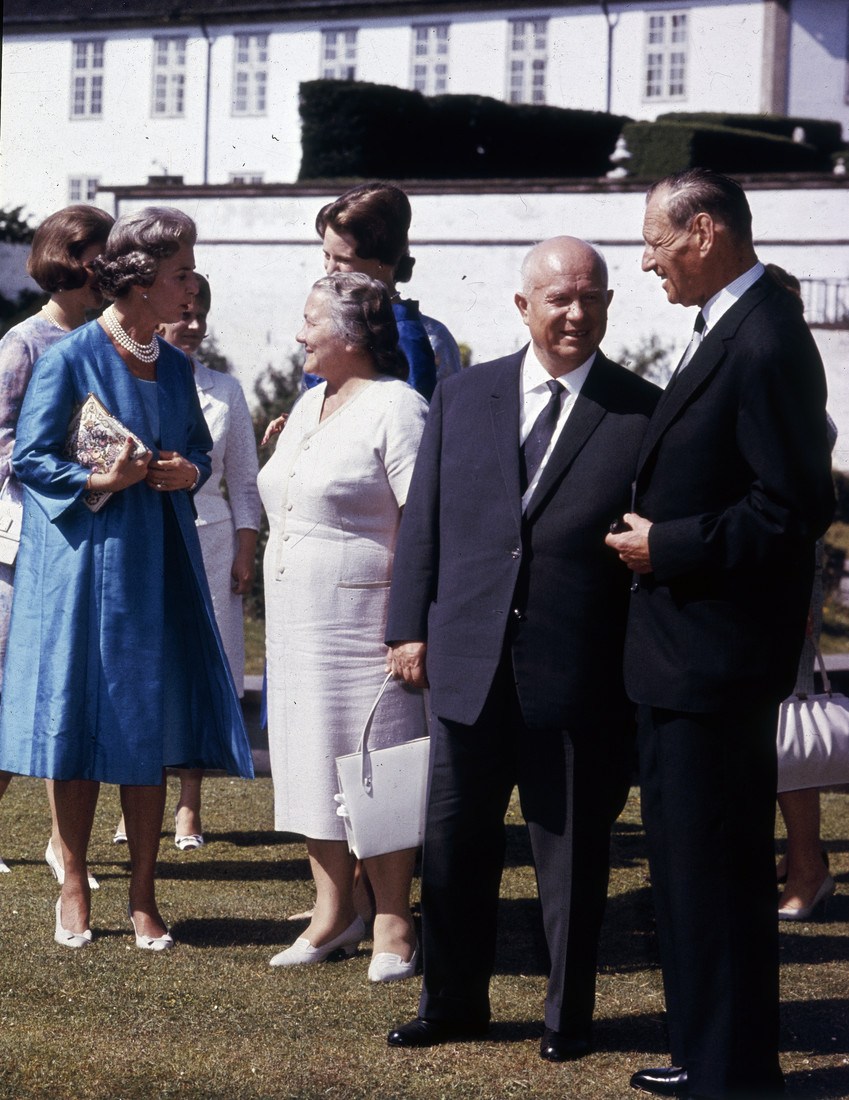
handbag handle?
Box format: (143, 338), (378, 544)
(814, 644), (833, 697)
(356, 672), (395, 793)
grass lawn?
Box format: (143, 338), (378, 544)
(0, 776), (846, 1100)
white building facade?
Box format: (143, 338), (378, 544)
(2, 0), (848, 221)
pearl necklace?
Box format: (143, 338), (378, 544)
(103, 305), (159, 363)
(41, 303), (67, 332)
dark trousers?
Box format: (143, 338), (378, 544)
(418, 659), (632, 1034)
(638, 703), (785, 1099)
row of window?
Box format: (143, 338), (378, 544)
(69, 12), (689, 119)
(68, 170), (265, 203)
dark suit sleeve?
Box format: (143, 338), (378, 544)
(385, 380), (444, 644)
(649, 324), (834, 583)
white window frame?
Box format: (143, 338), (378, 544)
(232, 32), (269, 116)
(321, 28), (358, 81)
(411, 24), (450, 95)
(152, 36), (187, 118)
(229, 172), (264, 185)
(644, 11), (688, 102)
(506, 18), (547, 105)
(68, 176), (100, 203)
(70, 39), (104, 119)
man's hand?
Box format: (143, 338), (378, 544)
(386, 641), (428, 689)
(605, 512), (654, 574)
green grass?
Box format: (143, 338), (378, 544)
(0, 777), (847, 1099)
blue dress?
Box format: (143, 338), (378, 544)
(0, 321), (254, 785)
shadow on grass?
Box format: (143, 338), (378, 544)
(170, 915), (314, 947)
(155, 856), (312, 882)
(784, 1065), (849, 1098)
(782, 997), (849, 1054)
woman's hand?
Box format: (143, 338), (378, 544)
(145, 450), (199, 493)
(231, 529), (258, 595)
(386, 641), (429, 689)
(89, 438), (151, 494)
(260, 414), (288, 446)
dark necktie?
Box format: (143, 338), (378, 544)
(666, 310), (706, 391)
(520, 378), (564, 492)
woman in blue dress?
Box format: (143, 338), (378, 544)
(315, 182), (462, 397)
(0, 207), (253, 951)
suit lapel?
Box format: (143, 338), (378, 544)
(636, 275), (773, 477)
(524, 352), (611, 522)
(488, 352), (524, 531)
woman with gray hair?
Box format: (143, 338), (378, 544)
(261, 273), (427, 982)
(0, 207), (253, 951)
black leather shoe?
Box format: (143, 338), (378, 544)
(387, 1016), (488, 1048)
(539, 1027), (592, 1062)
(630, 1067), (689, 1096)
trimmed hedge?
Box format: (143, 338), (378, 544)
(299, 80), (429, 179)
(298, 80), (629, 179)
(623, 120), (830, 178)
(655, 112), (844, 154)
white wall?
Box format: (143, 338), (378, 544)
(788, 0), (849, 139)
(3, 0), (848, 226)
(94, 184), (848, 432)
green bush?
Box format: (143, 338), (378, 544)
(298, 80), (630, 179)
(656, 112), (844, 154)
(623, 119), (829, 178)
(299, 80), (429, 178)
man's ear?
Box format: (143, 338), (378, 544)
(514, 291), (530, 327)
(606, 289), (614, 307)
(692, 212), (715, 257)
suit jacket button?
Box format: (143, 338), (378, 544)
(512, 608), (524, 620)
(510, 547), (520, 559)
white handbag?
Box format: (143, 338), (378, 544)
(0, 477), (22, 566)
(334, 673), (430, 860)
(776, 647), (849, 793)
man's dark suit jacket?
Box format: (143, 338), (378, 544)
(624, 274), (835, 711)
(386, 347), (660, 730)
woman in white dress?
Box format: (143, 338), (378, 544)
(114, 274), (261, 850)
(260, 273), (427, 982)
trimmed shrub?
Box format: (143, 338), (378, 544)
(656, 112), (844, 154)
(299, 80), (429, 179)
(623, 120), (829, 178)
(298, 80), (629, 179)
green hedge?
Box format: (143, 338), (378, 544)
(298, 80), (629, 179)
(656, 112), (844, 154)
(623, 120), (830, 178)
(299, 80), (429, 179)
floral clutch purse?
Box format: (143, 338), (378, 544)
(64, 392), (148, 513)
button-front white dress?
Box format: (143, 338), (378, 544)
(258, 376), (428, 840)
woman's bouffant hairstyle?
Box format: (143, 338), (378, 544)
(90, 206), (197, 299)
(193, 272), (212, 312)
(312, 272), (408, 381)
(26, 205), (114, 293)
(315, 182), (417, 284)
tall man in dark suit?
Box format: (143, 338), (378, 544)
(384, 236), (660, 1060)
(607, 170), (834, 1100)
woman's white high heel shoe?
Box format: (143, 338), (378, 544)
(368, 945), (419, 983)
(0, 853), (9, 873)
(128, 906), (174, 951)
(269, 915), (365, 967)
(45, 840), (100, 890)
(54, 897), (92, 949)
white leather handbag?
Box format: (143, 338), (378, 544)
(334, 674), (430, 859)
(777, 648), (849, 792)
